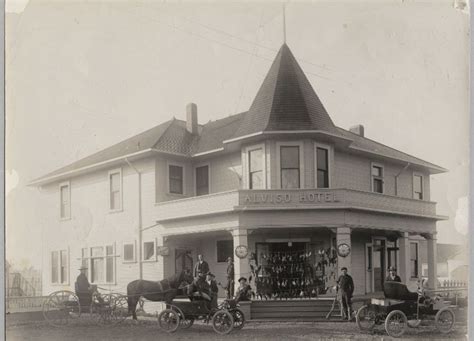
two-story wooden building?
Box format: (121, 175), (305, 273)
(32, 44), (447, 301)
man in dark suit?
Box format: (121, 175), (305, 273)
(337, 267), (354, 321)
(385, 266), (402, 283)
(206, 272), (219, 309)
(193, 254), (210, 278)
(75, 266), (92, 307)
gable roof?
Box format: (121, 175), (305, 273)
(232, 44), (337, 139)
(31, 44), (446, 186)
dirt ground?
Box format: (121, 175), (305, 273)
(6, 319), (468, 341)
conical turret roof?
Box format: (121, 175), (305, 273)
(232, 43), (336, 138)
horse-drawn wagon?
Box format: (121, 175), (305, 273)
(42, 286), (128, 326)
(356, 282), (456, 338)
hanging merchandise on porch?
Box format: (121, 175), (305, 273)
(253, 246), (338, 300)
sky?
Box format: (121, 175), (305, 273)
(5, 0), (470, 270)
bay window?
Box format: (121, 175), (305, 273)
(280, 146), (301, 189)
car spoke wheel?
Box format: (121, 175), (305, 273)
(43, 291), (81, 327)
(356, 305), (376, 331)
(232, 309), (245, 330)
(435, 307), (455, 334)
(385, 310), (408, 338)
(158, 309), (180, 333)
(212, 310), (234, 335)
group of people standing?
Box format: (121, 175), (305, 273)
(192, 254), (252, 306)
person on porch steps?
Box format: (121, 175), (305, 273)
(193, 254), (210, 278)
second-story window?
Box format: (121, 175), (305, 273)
(195, 165), (209, 196)
(169, 165), (184, 194)
(280, 146), (300, 189)
(413, 174), (423, 200)
(249, 148), (263, 189)
(316, 147), (329, 188)
(59, 182), (70, 219)
(371, 164), (384, 194)
(109, 169), (122, 211)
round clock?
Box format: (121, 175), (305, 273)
(235, 245), (249, 259)
(337, 243), (351, 257)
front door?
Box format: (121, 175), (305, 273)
(373, 239), (386, 292)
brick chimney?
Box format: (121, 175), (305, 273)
(349, 124), (364, 137)
(186, 103), (198, 135)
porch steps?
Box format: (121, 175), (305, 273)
(251, 299), (342, 321)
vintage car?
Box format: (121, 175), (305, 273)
(356, 281), (456, 338)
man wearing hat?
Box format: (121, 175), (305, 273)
(337, 267), (354, 321)
(235, 277), (252, 303)
(225, 257), (234, 299)
(206, 272), (219, 309)
(386, 266), (402, 283)
(75, 266), (92, 307)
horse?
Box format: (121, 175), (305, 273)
(126, 270), (193, 320)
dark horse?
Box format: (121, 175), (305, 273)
(127, 270), (193, 320)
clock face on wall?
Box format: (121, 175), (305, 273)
(337, 243), (351, 257)
(235, 245), (248, 259)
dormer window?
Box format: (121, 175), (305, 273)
(169, 164), (184, 195)
(59, 182), (70, 219)
(249, 148), (264, 189)
(413, 174), (423, 200)
(371, 164), (384, 194)
(280, 145), (301, 189)
(109, 169), (122, 211)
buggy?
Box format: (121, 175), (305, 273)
(356, 281), (456, 338)
(42, 286), (128, 327)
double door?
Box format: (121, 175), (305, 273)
(365, 239), (398, 293)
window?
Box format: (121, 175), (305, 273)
(249, 149), (264, 189)
(410, 242), (419, 278)
(51, 249), (68, 284)
(143, 240), (156, 261)
(371, 164), (384, 193)
(195, 165), (209, 196)
(109, 169), (122, 211)
(81, 245), (115, 284)
(59, 182), (70, 219)
(316, 147), (329, 188)
(217, 240), (233, 263)
(169, 165), (184, 194)
(413, 174), (423, 200)
(123, 242), (136, 263)
(280, 146), (300, 189)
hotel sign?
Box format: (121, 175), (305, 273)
(241, 191), (340, 206)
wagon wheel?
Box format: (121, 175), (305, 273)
(232, 308), (245, 330)
(43, 290), (81, 327)
(109, 295), (129, 324)
(356, 305), (376, 331)
(385, 310), (408, 338)
(212, 310), (234, 335)
(435, 307), (455, 334)
(158, 309), (180, 333)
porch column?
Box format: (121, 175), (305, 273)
(427, 233), (438, 289)
(398, 232), (411, 283)
(336, 227), (351, 274)
(232, 229), (250, 290)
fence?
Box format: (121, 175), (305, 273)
(440, 280), (467, 289)
(6, 296), (47, 313)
